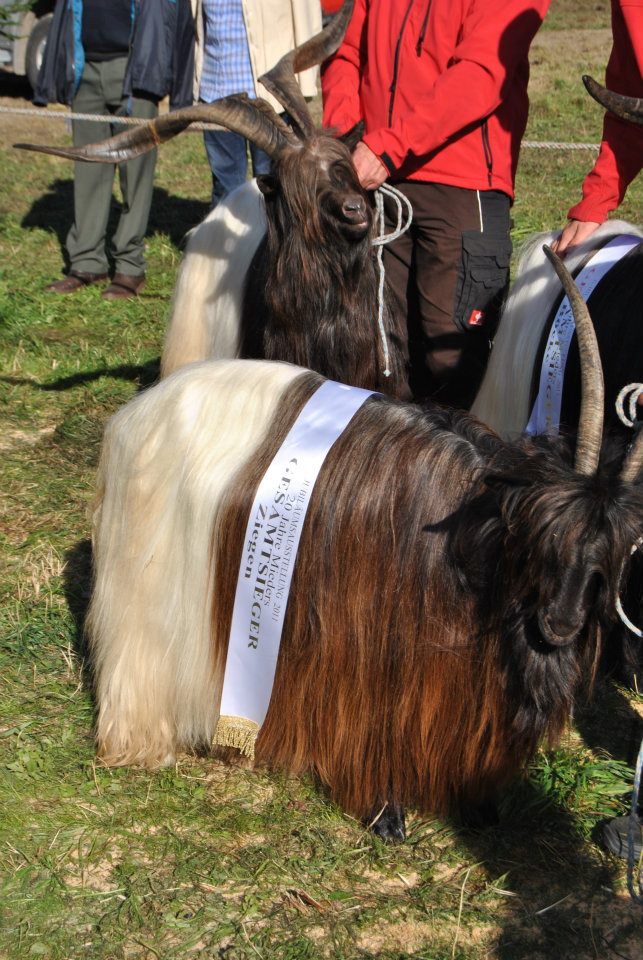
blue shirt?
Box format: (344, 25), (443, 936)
(200, 0), (256, 103)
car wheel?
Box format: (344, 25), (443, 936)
(25, 14), (53, 91)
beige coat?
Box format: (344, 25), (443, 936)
(192, 0), (322, 112)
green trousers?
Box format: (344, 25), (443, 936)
(66, 57), (158, 277)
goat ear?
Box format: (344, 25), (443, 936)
(255, 174), (279, 200)
(338, 121), (365, 153)
(483, 472), (529, 492)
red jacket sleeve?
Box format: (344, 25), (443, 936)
(568, 0), (643, 223)
(321, 0), (367, 136)
(323, 0), (550, 170)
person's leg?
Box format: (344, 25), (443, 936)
(107, 60), (158, 282)
(249, 109), (289, 178)
(203, 129), (250, 208)
(383, 182), (511, 407)
(63, 61), (116, 278)
(249, 141), (272, 178)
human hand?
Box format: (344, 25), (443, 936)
(551, 219), (601, 257)
(351, 141), (388, 190)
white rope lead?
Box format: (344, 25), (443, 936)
(615, 383), (643, 638)
(616, 382), (643, 428)
(372, 183), (413, 378)
(615, 387), (643, 638)
(616, 538), (643, 639)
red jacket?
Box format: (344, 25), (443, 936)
(322, 0), (550, 199)
(568, 0), (643, 224)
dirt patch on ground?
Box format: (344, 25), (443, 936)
(0, 425), (56, 453)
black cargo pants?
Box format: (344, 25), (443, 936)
(382, 181), (512, 408)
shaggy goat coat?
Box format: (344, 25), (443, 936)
(160, 153), (406, 398)
(471, 219), (643, 436)
(88, 359), (643, 820)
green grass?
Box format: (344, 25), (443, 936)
(2, 6), (643, 958)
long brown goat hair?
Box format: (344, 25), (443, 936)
(238, 137), (404, 392)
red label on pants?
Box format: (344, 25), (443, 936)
(468, 309), (486, 327)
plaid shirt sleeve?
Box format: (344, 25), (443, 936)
(199, 0), (256, 103)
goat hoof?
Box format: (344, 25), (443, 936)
(367, 804), (406, 842)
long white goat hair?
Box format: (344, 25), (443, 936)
(471, 219), (643, 436)
(161, 181), (266, 378)
(87, 359), (303, 766)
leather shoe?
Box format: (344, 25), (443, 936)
(102, 273), (146, 301)
(45, 271), (108, 294)
(602, 813), (642, 859)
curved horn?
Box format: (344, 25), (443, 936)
(258, 0), (354, 139)
(543, 245), (604, 475)
(583, 75), (643, 125)
(620, 430), (643, 485)
(15, 96), (298, 164)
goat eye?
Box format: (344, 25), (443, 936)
(330, 164), (352, 188)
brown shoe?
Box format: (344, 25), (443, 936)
(102, 273), (146, 301)
(45, 271), (108, 294)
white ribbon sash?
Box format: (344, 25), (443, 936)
(214, 379), (375, 758)
(526, 235), (642, 435)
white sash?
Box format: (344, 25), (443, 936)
(213, 379), (375, 758)
(525, 235), (641, 435)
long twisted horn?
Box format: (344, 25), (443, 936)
(543, 246), (604, 475)
(583, 75), (643, 125)
(258, 0), (354, 139)
(15, 96), (298, 165)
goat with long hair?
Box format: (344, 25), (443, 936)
(87, 251), (643, 840)
(16, 1), (407, 398)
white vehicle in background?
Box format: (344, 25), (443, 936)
(0, 1), (53, 90)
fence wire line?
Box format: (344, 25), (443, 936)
(0, 104), (225, 131)
(0, 104), (601, 149)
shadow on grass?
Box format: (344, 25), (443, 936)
(456, 784), (633, 960)
(63, 538), (93, 665)
(0, 357), (161, 392)
(20, 178), (208, 254)
(577, 681), (643, 769)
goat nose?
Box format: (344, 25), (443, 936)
(537, 609), (580, 647)
(341, 197), (367, 222)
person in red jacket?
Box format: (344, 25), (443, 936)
(322, 0), (550, 406)
(552, 0), (643, 257)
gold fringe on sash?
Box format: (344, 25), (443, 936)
(213, 715), (259, 759)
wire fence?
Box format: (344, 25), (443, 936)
(0, 104), (601, 149)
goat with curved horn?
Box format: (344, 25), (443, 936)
(583, 75), (643, 124)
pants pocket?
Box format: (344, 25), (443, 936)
(453, 229), (512, 336)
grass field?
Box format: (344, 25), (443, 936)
(1, 2), (643, 958)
